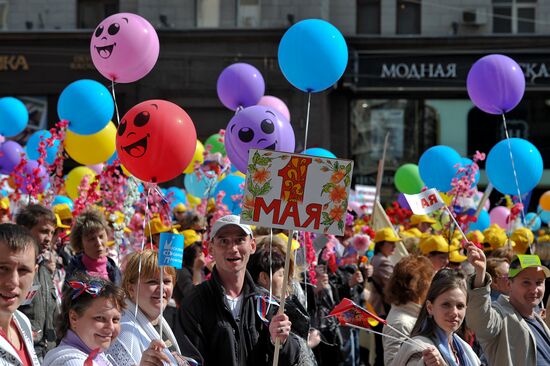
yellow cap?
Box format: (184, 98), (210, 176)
(466, 230), (485, 245)
(0, 197), (9, 210)
(449, 249), (467, 263)
(276, 232), (301, 252)
(419, 235), (450, 255)
(173, 203), (187, 213)
(374, 228), (401, 243)
(482, 224), (508, 251)
(510, 227), (535, 254)
(181, 229), (201, 248)
(538, 234), (550, 244)
(410, 214), (436, 226)
(53, 203), (73, 221)
(400, 227), (423, 238)
(55, 214), (70, 229)
(145, 216), (180, 237)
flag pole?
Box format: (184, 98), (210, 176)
(344, 324), (424, 349)
(272, 231), (294, 366)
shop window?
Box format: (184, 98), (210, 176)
(397, 0), (421, 34)
(77, 0), (119, 29)
(238, 0), (260, 27)
(350, 99), (437, 185)
(357, 0), (381, 34)
(0, 1), (7, 30)
(197, 0), (220, 28)
(493, 0), (536, 34)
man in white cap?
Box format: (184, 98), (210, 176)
(176, 215), (299, 366)
(466, 243), (550, 365)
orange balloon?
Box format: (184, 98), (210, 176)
(540, 191), (550, 211)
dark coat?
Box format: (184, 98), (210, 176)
(66, 253), (122, 286)
(19, 263), (59, 360)
(175, 268), (300, 366)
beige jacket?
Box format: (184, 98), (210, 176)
(466, 274), (550, 366)
(383, 302), (422, 365)
(370, 253), (394, 316)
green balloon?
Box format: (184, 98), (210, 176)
(394, 164), (424, 194)
(205, 133), (226, 156)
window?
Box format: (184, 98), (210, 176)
(197, 0), (220, 28)
(77, 0), (119, 29)
(238, 0), (260, 28)
(0, 1), (7, 30)
(493, 0), (536, 34)
(357, 0), (381, 34)
(397, 0), (421, 34)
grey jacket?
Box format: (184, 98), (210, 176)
(18, 263), (59, 359)
(466, 273), (550, 366)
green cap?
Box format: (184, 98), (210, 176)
(508, 254), (550, 278)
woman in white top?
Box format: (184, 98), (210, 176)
(106, 250), (197, 366)
(43, 273), (169, 366)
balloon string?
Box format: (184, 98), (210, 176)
(267, 228), (273, 316)
(303, 92), (312, 151)
(501, 113), (525, 227)
(111, 79), (121, 128)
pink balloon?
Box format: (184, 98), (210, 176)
(90, 13), (159, 83)
(257, 95), (291, 122)
(87, 163), (104, 174)
(489, 206), (510, 228)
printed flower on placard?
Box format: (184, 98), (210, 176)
(329, 205), (345, 222)
(329, 185), (347, 203)
(252, 167), (271, 185)
(330, 169), (346, 184)
(243, 194), (255, 210)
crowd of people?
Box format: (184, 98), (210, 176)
(0, 197), (550, 366)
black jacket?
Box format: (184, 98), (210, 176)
(66, 253), (122, 286)
(175, 268), (300, 366)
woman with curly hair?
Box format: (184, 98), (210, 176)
(382, 255), (435, 365)
(67, 209), (121, 285)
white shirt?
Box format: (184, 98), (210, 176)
(225, 293), (244, 319)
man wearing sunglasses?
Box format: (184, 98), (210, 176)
(176, 214), (299, 366)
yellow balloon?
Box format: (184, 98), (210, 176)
(65, 122), (117, 165)
(66, 166), (97, 200)
(232, 171), (246, 179)
(186, 193), (202, 208)
(183, 140), (205, 174)
(121, 164), (132, 177)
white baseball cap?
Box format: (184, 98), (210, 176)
(210, 215), (253, 239)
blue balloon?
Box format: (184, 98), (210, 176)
(524, 212), (542, 231)
(302, 147), (336, 158)
(419, 146), (462, 192)
(278, 19), (348, 93)
(107, 150), (118, 165)
(457, 158), (480, 188)
(184, 171), (218, 199)
(538, 206), (550, 224)
(58, 79), (114, 135)
(486, 138), (543, 195)
(0, 97), (28, 137)
(212, 174), (245, 214)
(469, 210), (490, 232)
(166, 187), (187, 206)
(26, 130), (60, 165)
(52, 195), (74, 210)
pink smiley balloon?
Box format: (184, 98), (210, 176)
(90, 13), (159, 83)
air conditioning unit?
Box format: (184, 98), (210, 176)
(462, 8), (488, 25)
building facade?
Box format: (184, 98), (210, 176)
(0, 0), (548, 203)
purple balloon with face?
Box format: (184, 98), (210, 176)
(0, 141), (23, 174)
(225, 106), (295, 173)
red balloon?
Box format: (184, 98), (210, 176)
(116, 100), (196, 183)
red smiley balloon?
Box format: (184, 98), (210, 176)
(116, 100), (197, 183)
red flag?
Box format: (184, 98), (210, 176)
(329, 298), (386, 328)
